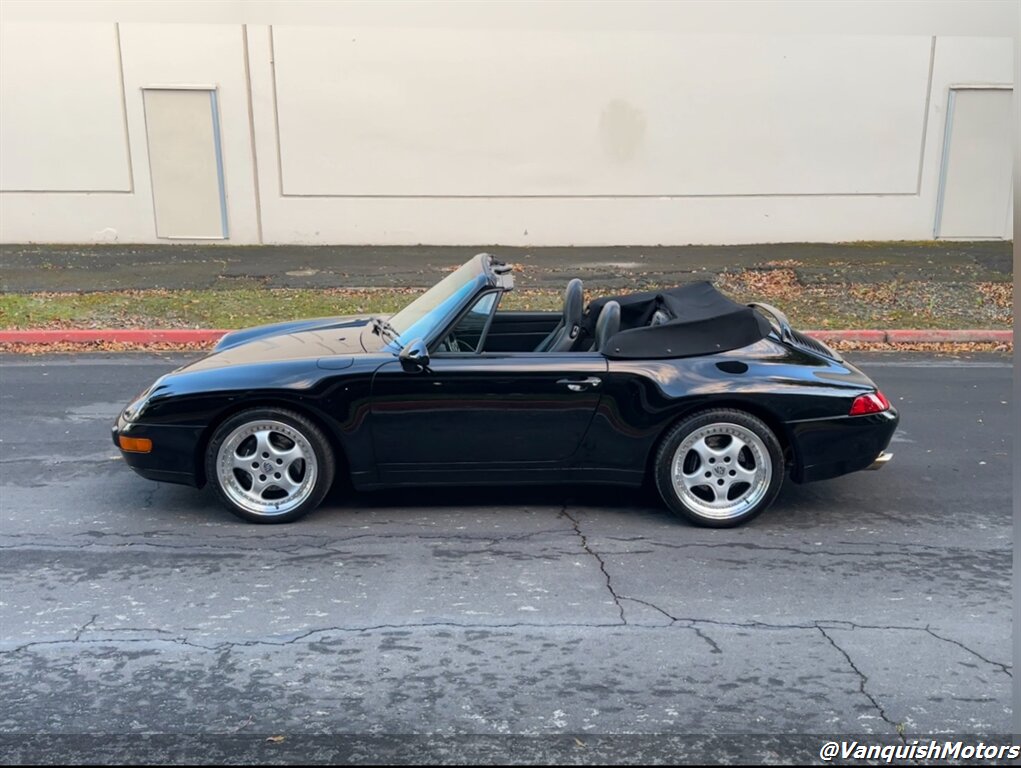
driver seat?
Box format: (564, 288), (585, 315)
(535, 279), (584, 352)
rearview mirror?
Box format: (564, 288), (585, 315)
(399, 338), (430, 372)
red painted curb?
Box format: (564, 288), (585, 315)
(0, 329), (1011, 345)
(0, 329), (229, 344)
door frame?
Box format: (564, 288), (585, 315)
(141, 85), (230, 240)
(933, 83), (1013, 239)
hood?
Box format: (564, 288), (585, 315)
(182, 315), (386, 372)
(214, 315), (378, 351)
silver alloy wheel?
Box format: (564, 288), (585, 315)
(671, 422), (772, 520)
(216, 419), (318, 517)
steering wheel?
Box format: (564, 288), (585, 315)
(439, 333), (475, 353)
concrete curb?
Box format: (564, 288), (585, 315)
(0, 328), (1012, 345)
(881, 329), (1013, 343)
(810, 329), (1013, 344)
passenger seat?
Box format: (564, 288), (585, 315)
(591, 300), (621, 352)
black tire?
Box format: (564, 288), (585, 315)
(654, 408), (784, 528)
(204, 407), (335, 524)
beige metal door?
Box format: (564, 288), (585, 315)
(143, 88), (228, 239)
(935, 87), (1013, 239)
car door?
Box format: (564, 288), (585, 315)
(369, 351), (608, 482)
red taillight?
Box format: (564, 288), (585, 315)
(849, 391), (890, 416)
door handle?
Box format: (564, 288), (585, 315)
(557, 376), (602, 392)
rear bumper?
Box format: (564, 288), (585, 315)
(788, 408), (899, 484)
(112, 415), (204, 488)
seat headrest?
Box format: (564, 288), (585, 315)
(595, 300), (621, 352)
(564, 278), (584, 328)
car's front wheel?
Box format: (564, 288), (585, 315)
(205, 408), (335, 524)
(654, 408), (784, 527)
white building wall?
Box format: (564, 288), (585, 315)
(0, 1), (1014, 245)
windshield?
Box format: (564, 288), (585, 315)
(386, 257), (488, 347)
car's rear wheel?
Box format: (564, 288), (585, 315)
(654, 409), (784, 527)
(205, 408), (334, 524)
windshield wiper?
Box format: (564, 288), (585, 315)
(370, 317), (399, 342)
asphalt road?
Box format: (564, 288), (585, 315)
(0, 352), (1012, 763)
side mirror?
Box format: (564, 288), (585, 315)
(399, 338), (430, 372)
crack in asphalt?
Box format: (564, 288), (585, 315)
(690, 625), (723, 655)
(2, 529), (1010, 678)
(620, 595), (676, 623)
(0, 457), (120, 466)
(5, 529), (1004, 561)
(924, 626), (1013, 677)
(618, 596), (1012, 675)
(817, 626), (905, 741)
(0, 527), (579, 554)
(559, 504), (627, 625)
(0, 615), (1012, 700)
(833, 539), (999, 554)
(603, 537), (1010, 559)
(73, 615), (98, 642)
(0, 621), (630, 655)
(142, 482), (160, 510)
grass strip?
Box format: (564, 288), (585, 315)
(0, 278), (1011, 332)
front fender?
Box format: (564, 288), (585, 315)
(124, 358), (382, 484)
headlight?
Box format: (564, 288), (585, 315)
(122, 386), (156, 422)
(122, 388), (152, 422)
(122, 375), (170, 422)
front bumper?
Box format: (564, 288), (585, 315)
(788, 407), (899, 484)
(112, 413), (205, 487)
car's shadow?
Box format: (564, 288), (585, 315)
(323, 472), (832, 513)
(151, 471), (874, 530)
(317, 473), (900, 531)
(322, 479), (665, 513)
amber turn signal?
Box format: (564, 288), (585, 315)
(118, 436), (153, 453)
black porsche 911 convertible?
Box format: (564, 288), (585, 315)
(114, 253), (897, 527)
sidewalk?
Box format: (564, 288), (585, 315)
(0, 240), (1012, 292)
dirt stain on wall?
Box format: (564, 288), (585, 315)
(599, 99), (646, 162)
